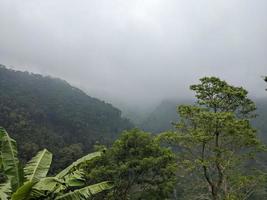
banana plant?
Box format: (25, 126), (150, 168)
(0, 127), (112, 200)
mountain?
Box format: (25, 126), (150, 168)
(0, 65), (133, 171)
(138, 99), (193, 133)
(140, 100), (179, 133)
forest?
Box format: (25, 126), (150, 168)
(0, 66), (266, 199)
(0, 66), (133, 172)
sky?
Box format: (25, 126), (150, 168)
(0, 0), (266, 109)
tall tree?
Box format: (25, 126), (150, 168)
(159, 77), (265, 200)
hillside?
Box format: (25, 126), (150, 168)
(140, 100), (179, 133)
(140, 98), (267, 141)
(0, 65), (133, 171)
(253, 98), (267, 142)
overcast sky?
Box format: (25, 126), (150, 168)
(0, 0), (266, 108)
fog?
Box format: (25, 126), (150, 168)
(0, 0), (266, 109)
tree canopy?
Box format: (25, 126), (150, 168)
(83, 129), (177, 200)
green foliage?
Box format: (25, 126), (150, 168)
(0, 65), (132, 171)
(0, 127), (111, 199)
(84, 129), (177, 200)
(1, 68), (267, 200)
(11, 181), (35, 200)
(190, 76), (256, 117)
(159, 77), (266, 200)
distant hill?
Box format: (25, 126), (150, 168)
(252, 98), (267, 142)
(140, 98), (267, 142)
(0, 65), (133, 171)
(140, 100), (178, 133)
(140, 99), (193, 133)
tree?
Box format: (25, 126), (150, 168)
(264, 76), (267, 90)
(0, 127), (112, 200)
(159, 77), (265, 200)
(83, 129), (177, 200)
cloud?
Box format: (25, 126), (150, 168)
(0, 0), (266, 108)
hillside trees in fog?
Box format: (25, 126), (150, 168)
(1, 71), (267, 199)
(0, 66), (133, 172)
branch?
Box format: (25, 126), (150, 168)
(201, 142), (213, 188)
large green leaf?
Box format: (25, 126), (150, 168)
(56, 152), (101, 179)
(33, 177), (64, 192)
(12, 149), (53, 200)
(55, 181), (113, 200)
(24, 149), (52, 182)
(0, 127), (22, 191)
(64, 170), (85, 187)
(0, 180), (11, 200)
(11, 181), (35, 200)
(30, 177), (65, 198)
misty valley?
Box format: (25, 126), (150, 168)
(1, 1), (267, 199)
(0, 66), (266, 200)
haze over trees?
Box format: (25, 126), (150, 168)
(0, 66), (266, 199)
(0, 1), (266, 199)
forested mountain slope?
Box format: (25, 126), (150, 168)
(253, 98), (267, 142)
(140, 100), (179, 133)
(140, 98), (267, 142)
(0, 65), (132, 171)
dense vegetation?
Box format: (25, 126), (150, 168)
(0, 128), (112, 200)
(0, 66), (266, 199)
(0, 65), (132, 171)
(84, 129), (177, 200)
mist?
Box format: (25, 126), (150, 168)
(0, 0), (266, 109)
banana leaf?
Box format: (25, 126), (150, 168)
(11, 181), (34, 200)
(0, 128), (22, 191)
(55, 181), (112, 200)
(0, 180), (11, 200)
(56, 152), (101, 179)
(24, 149), (52, 182)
